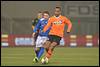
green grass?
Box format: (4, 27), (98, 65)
(1, 47), (99, 66)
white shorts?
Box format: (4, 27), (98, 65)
(36, 35), (49, 47)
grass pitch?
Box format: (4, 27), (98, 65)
(1, 47), (99, 66)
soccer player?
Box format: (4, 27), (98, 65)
(32, 11), (50, 63)
(32, 11), (43, 59)
(42, 7), (72, 63)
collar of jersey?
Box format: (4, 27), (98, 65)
(54, 15), (61, 18)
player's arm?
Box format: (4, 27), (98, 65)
(65, 17), (72, 33)
(32, 18), (35, 30)
(32, 26), (34, 30)
(43, 18), (52, 32)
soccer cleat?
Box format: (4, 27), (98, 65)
(33, 57), (39, 63)
(41, 57), (49, 64)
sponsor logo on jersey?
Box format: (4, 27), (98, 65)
(53, 20), (62, 25)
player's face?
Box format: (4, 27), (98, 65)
(37, 13), (42, 19)
(54, 8), (61, 17)
(43, 13), (49, 19)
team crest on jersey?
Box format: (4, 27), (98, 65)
(53, 20), (62, 25)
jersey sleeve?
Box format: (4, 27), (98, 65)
(43, 18), (52, 32)
(65, 17), (72, 32)
(33, 19), (41, 33)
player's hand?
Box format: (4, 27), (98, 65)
(67, 30), (70, 34)
(67, 32), (70, 35)
(32, 32), (36, 37)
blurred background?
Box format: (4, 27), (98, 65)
(1, 1), (99, 35)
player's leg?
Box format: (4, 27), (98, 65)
(34, 36), (50, 59)
(43, 35), (53, 56)
(33, 35), (41, 63)
(45, 35), (60, 59)
(45, 42), (57, 59)
(37, 36), (47, 59)
(37, 47), (44, 59)
(41, 36), (52, 64)
(42, 35), (53, 58)
(33, 47), (40, 63)
(43, 40), (51, 52)
(42, 35), (61, 64)
(47, 36), (61, 59)
(41, 42), (57, 64)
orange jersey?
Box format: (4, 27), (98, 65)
(43, 15), (72, 37)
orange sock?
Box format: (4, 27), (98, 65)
(45, 49), (53, 59)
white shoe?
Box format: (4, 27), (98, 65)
(33, 57), (39, 63)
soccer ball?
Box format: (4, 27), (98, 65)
(41, 57), (48, 64)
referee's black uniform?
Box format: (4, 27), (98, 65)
(32, 18), (39, 42)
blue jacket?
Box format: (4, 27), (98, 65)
(33, 18), (50, 36)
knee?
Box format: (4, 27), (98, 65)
(43, 44), (49, 49)
(49, 42), (57, 50)
(43, 41), (51, 49)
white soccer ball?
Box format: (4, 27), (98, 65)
(41, 57), (48, 64)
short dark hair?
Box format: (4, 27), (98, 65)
(43, 11), (50, 15)
(55, 7), (61, 10)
